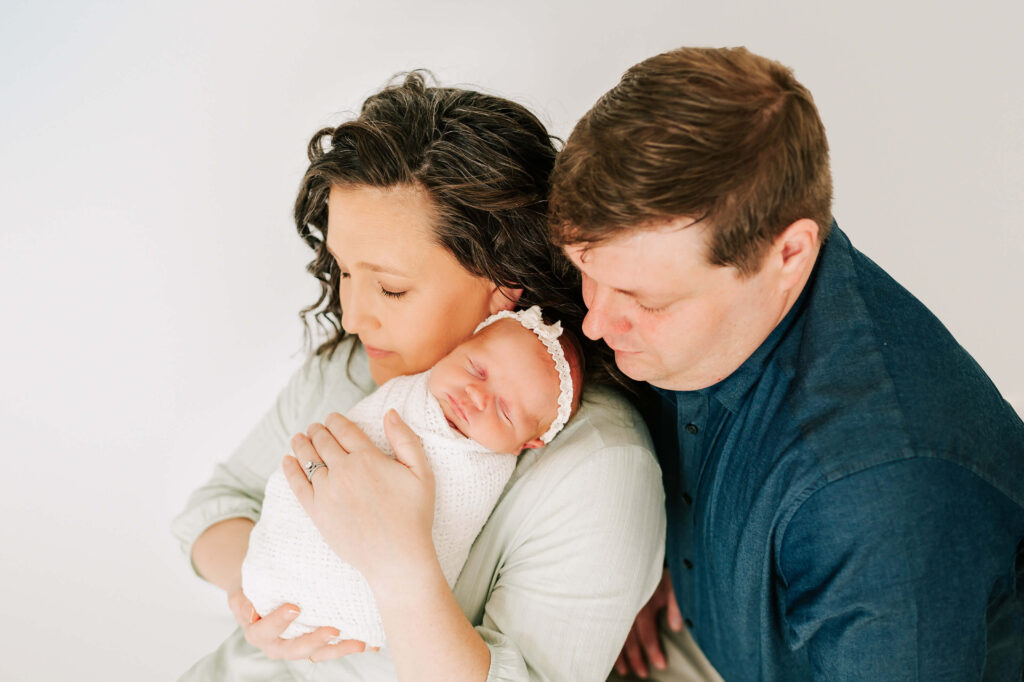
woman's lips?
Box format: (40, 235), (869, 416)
(363, 344), (393, 359)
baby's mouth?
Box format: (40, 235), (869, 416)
(443, 394), (470, 437)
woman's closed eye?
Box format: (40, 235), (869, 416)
(378, 284), (407, 299)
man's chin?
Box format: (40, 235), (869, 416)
(613, 351), (657, 382)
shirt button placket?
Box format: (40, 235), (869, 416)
(674, 393), (708, 635)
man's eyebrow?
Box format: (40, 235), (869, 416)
(324, 245), (408, 276)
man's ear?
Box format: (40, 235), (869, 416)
(489, 286), (523, 314)
(772, 219), (820, 289)
(521, 437), (544, 451)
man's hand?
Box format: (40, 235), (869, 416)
(614, 568), (683, 678)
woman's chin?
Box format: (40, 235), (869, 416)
(368, 359), (400, 386)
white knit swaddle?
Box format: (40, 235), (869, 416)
(241, 371), (517, 647)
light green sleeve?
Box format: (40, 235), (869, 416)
(170, 338), (374, 573)
(465, 387), (667, 682)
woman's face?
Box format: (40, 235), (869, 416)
(326, 184), (516, 385)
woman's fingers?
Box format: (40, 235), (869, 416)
(308, 638), (371, 662)
(282, 455), (314, 510)
(244, 608), (346, 660)
(305, 423), (342, 467)
(268, 626), (343, 660)
(256, 602), (301, 635)
(238, 601), (369, 662)
(226, 588), (256, 628)
(243, 603), (301, 652)
(323, 412), (376, 457)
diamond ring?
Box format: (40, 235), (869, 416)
(303, 460), (327, 482)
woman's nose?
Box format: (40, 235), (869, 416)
(464, 383), (488, 411)
(340, 287), (380, 335)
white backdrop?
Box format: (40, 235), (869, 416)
(1, 1), (1021, 679)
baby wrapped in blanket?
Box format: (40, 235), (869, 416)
(242, 306), (582, 646)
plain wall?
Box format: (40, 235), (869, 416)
(1, 1), (1021, 679)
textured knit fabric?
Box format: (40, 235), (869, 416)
(241, 371), (516, 646)
(172, 336), (666, 682)
(648, 224), (1024, 681)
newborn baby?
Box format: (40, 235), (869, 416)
(242, 306), (583, 646)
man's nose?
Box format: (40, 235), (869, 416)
(464, 383), (488, 411)
(581, 284), (630, 340)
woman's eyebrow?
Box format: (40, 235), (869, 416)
(355, 261), (408, 276)
(324, 246), (408, 276)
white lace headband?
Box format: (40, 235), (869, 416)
(474, 305), (574, 444)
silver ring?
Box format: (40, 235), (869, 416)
(303, 460), (327, 482)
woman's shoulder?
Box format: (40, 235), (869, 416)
(559, 384), (654, 452)
(517, 384), (658, 486)
(288, 337), (376, 418)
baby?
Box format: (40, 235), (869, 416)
(241, 306), (583, 647)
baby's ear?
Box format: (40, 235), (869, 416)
(521, 438), (544, 452)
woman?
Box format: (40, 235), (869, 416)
(172, 72), (665, 681)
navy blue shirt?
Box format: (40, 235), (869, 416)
(649, 225), (1024, 680)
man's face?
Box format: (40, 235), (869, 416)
(565, 218), (789, 391)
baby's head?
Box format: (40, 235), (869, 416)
(428, 306), (584, 454)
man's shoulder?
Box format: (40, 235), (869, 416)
(777, 228), (1024, 502)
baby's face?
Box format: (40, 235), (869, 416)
(428, 319), (560, 454)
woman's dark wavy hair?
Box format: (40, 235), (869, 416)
(293, 71), (628, 391)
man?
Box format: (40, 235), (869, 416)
(549, 47), (1024, 680)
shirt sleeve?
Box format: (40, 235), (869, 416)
(778, 456), (1022, 681)
(170, 352), (349, 574)
(478, 444), (667, 682)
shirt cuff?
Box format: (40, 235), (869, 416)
(170, 496), (261, 578)
(478, 626), (529, 682)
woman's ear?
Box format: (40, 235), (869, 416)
(488, 286), (522, 314)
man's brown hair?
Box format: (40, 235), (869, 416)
(549, 46), (833, 275)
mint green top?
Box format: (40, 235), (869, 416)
(172, 337), (666, 681)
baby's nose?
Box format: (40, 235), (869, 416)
(465, 383), (488, 411)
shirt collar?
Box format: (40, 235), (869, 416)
(652, 221), (841, 413)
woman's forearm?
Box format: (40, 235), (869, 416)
(373, 553), (490, 682)
(191, 517), (255, 594)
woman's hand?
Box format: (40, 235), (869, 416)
(282, 409), (437, 587)
(226, 587), (373, 662)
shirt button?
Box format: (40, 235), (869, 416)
(682, 492), (693, 505)
(685, 618), (694, 629)
(685, 423), (699, 435)
(683, 558), (693, 570)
